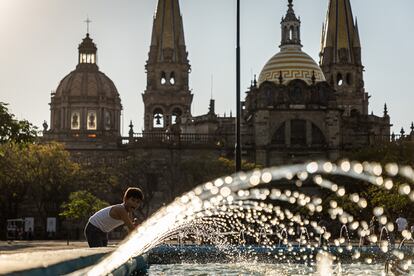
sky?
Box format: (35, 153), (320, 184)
(0, 0), (413, 135)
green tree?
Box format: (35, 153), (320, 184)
(0, 102), (37, 144)
(25, 143), (80, 227)
(60, 190), (109, 223)
(0, 143), (32, 238)
(348, 142), (414, 166)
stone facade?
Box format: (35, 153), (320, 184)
(43, 0), (394, 203)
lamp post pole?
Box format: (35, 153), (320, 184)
(235, 0), (242, 172)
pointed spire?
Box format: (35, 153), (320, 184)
(320, 0), (361, 65)
(287, 0), (294, 15)
(411, 122), (414, 134)
(354, 17), (361, 48)
(150, 0), (187, 62)
(320, 22), (325, 57)
(383, 103), (388, 117)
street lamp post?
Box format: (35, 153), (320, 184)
(235, 0), (242, 172)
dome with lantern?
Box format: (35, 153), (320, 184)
(48, 32), (122, 138)
(258, 0), (325, 86)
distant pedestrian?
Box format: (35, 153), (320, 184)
(396, 215), (408, 233)
(369, 216), (379, 236)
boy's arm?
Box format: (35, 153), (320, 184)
(116, 208), (135, 232)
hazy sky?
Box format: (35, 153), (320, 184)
(0, 0), (413, 135)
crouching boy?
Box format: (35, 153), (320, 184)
(84, 187), (144, 247)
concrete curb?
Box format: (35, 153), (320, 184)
(0, 248), (114, 276)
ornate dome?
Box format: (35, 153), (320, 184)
(258, 45), (326, 86)
(55, 70), (119, 99)
(258, 0), (325, 86)
(48, 33), (122, 140)
(54, 33), (119, 99)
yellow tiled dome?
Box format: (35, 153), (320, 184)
(258, 45), (326, 86)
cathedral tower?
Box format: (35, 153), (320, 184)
(320, 0), (368, 115)
(143, 0), (193, 132)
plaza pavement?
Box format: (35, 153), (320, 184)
(0, 240), (119, 275)
(0, 240), (119, 254)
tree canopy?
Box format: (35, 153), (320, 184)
(60, 190), (109, 223)
(0, 102), (37, 144)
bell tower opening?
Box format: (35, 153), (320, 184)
(171, 108), (182, 125)
(337, 73), (343, 86)
(161, 72), (167, 85)
(169, 72), (176, 85)
(153, 108), (165, 129)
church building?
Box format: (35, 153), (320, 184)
(242, 0), (390, 165)
(44, 32), (122, 150)
(43, 0), (391, 168)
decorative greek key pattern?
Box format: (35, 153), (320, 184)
(259, 69), (324, 84)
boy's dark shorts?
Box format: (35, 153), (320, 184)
(84, 222), (108, 247)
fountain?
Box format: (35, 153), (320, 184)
(72, 160), (414, 275)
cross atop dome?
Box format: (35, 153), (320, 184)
(84, 17), (92, 34)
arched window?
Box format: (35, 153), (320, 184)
(160, 72), (167, 85)
(153, 108), (164, 128)
(337, 73), (343, 86)
(87, 111), (97, 130)
(170, 72), (176, 85)
(171, 108), (182, 125)
(291, 119), (306, 145)
(71, 111), (81, 130)
(289, 27), (294, 40)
